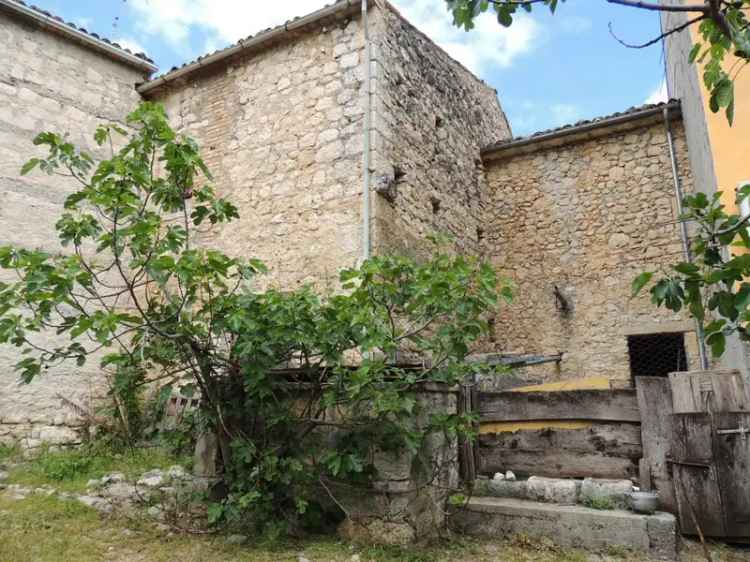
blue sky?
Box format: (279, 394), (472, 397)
(33, 0), (668, 136)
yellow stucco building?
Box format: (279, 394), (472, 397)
(662, 5), (750, 376)
(663, 9), (750, 213)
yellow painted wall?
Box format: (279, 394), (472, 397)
(690, 26), (750, 212)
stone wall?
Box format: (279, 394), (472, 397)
(336, 384), (459, 544)
(145, 13), (368, 290)
(484, 117), (700, 381)
(0, 11), (147, 446)
(371, 5), (509, 258)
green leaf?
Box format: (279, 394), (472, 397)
(707, 331), (726, 357)
(20, 158), (41, 176)
(688, 42), (702, 63)
(631, 272), (653, 297)
(674, 262), (699, 276)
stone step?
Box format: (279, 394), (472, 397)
(474, 476), (634, 509)
(451, 496), (677, 560)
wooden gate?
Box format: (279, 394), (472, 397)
(670, 370), (750, 539)
(672, 412), (750, 538)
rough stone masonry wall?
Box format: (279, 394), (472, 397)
(485, 119), (700, 382)
(0, 12), (146, 446)
(147, 15), (368, 290)
(371, 6), (510, 258)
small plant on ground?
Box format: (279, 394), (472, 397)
(0, 441), (21, 463)
(581, 495), (616, 510)
(7, 443), (182, 492)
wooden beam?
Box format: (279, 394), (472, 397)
(477, 423), (641, 479)
(478, 389), (641, 423)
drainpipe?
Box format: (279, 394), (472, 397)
(663, 107), (710, 370)
(361, 0), (372, 262)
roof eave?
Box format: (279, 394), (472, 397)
(0, 0), (157, 74)
(481, 101), (683, 162)
(138, 0), (360, 96)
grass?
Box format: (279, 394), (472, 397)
(2, 493), (750, 562)
(3, 443), (185, 493)
(0, 440), (21, 463)
(3, 444), (750, 561)
(0, 493), (627, 562)
(581, 495), (616, 510)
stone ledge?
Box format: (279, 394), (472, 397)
(450, 496), (677, 560)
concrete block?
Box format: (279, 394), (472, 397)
(451, 497), (677, 560)
(580, 478), (633, 509)
(526, 476), (579, 505)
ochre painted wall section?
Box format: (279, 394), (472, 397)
(688, 26), (750, 213)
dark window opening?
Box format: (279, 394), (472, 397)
(627, 332), (687, 378)
(430, 196), (441, 215)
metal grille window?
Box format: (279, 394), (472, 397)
(627, 332), (687, 378)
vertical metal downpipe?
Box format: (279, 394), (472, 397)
(663, 107), (710, 370)
(361, 0), (372, 262)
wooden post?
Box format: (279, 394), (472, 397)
(635, 376), (677, 513)
(458, 384), (476, 483)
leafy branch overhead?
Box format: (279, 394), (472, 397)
(632, 186), (750, 358)
(446, 0), (750, 124)
(0, 103), (511, 535)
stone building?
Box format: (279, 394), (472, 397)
(0, 0), (705, 446)
(483, 103), (702, 382)
(0, 0), (156, 447)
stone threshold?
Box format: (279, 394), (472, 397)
(450, 496), (677, 560)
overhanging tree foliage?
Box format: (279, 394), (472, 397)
(0, 103), (510, 533)
(632, 187), (750, 358)
(447, 0), (750, 123)
(447, 0), (750, 359)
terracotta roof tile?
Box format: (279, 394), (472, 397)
(484, 100), (680, 154)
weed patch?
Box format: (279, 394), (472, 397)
(6, 444), (184, 493)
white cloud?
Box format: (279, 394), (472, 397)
(113, 36), (147, 55)
(126, 0), (540, 73)
(560, 15), (592, 34)
(550, 103), (583, 125)
(645, 79), (668, 105)
(74, 16), (93, 30)
(508, 100), (583, 135)
(391, 0), (541, 72)
(127, 0), (333, 49)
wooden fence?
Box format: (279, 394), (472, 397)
(467, 388), (643, 480)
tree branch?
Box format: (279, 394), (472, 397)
(606, 0), (710, 12)
(609, 14), (706, 49)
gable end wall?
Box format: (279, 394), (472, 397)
(484, 118), (700, 382)
(0, 11), (145, 447)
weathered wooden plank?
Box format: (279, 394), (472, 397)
(478, 389), (640, 423)
(477, 423), (641, 479)
(671, 413), (714, 465)
(714, 412), (750, 537)
(636, 376), (677, 513)
(669, 369), (749, 414)
(671, 413), (726, 537)
(673, 463), (726, 537)
(477, 448), (638, 479)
